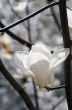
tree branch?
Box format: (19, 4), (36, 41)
(59, 0), (72, 110)
(26, 3), (32, 43)
(8, 0), (28, 29)
(0, 59), (36, 110)
(0, 21), (33, 48)
(32, 78), (39, 110)
(45, 85), (65, 91)
(0, 1), (59, 32)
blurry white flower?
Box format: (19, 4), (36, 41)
(67, 8), (72, 29)
(12, 42), (70, 88)
(12, 0), (28, 12)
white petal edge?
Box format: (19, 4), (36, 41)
(50, 48), (70, 69)
(30, 42), (52, 61)
(67, 8), (72, 29)
(26, 52), (50, 68)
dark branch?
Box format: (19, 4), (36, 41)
(47, 0), (61, 31)
(32, 78), (39, 110)
(0, 21), (33, 48)
(45, 85), (65, 91)
(59, 0), (72, 110)
(0, 59), (36, 110)
(26, 2), (39, 109)
(26, 4), (32, 43)
(0, 1), (59, 32)
(67, 6), (72, 12)
(8, 0), (28, 29)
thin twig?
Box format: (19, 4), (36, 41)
(59, 0), (72, 110)
(25, 2), (39, 108)
(0, 59), (36, 110)
(51, 96), (65, 110)
(45, 85), (65, 91)
(26, 3), (32, 43)
(32, 78), (39, 110)
(67, 6), (72, 12)
(8, 0), (28, 29)
(0, 21), (33, 48)
(47, 0), (61, 31)
(0, 1), (59, 32)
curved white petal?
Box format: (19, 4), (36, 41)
(27, 52), (49, 68)
(26, 52), (50, 87)
(30, 42), (52, 61)
(67, 8), (72, 29)
(46, 70), (54, 87)
(34, 69), (54, 88)
(50, 48), (70, 69)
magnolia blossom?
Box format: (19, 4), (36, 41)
(12, 42), (70, 88)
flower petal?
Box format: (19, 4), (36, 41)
(50, 48), (70, 69)
(27, 52), (49, 68)
(13, 69), (34, 79)
(67, 8), (72, 29)
(12, 51), (28, 70)
(30, 42), (52, 61)
(26, 52), (50, 87)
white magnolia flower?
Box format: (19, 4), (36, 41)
(67, 8), (72, 29)
(12, 42), (69, 88)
